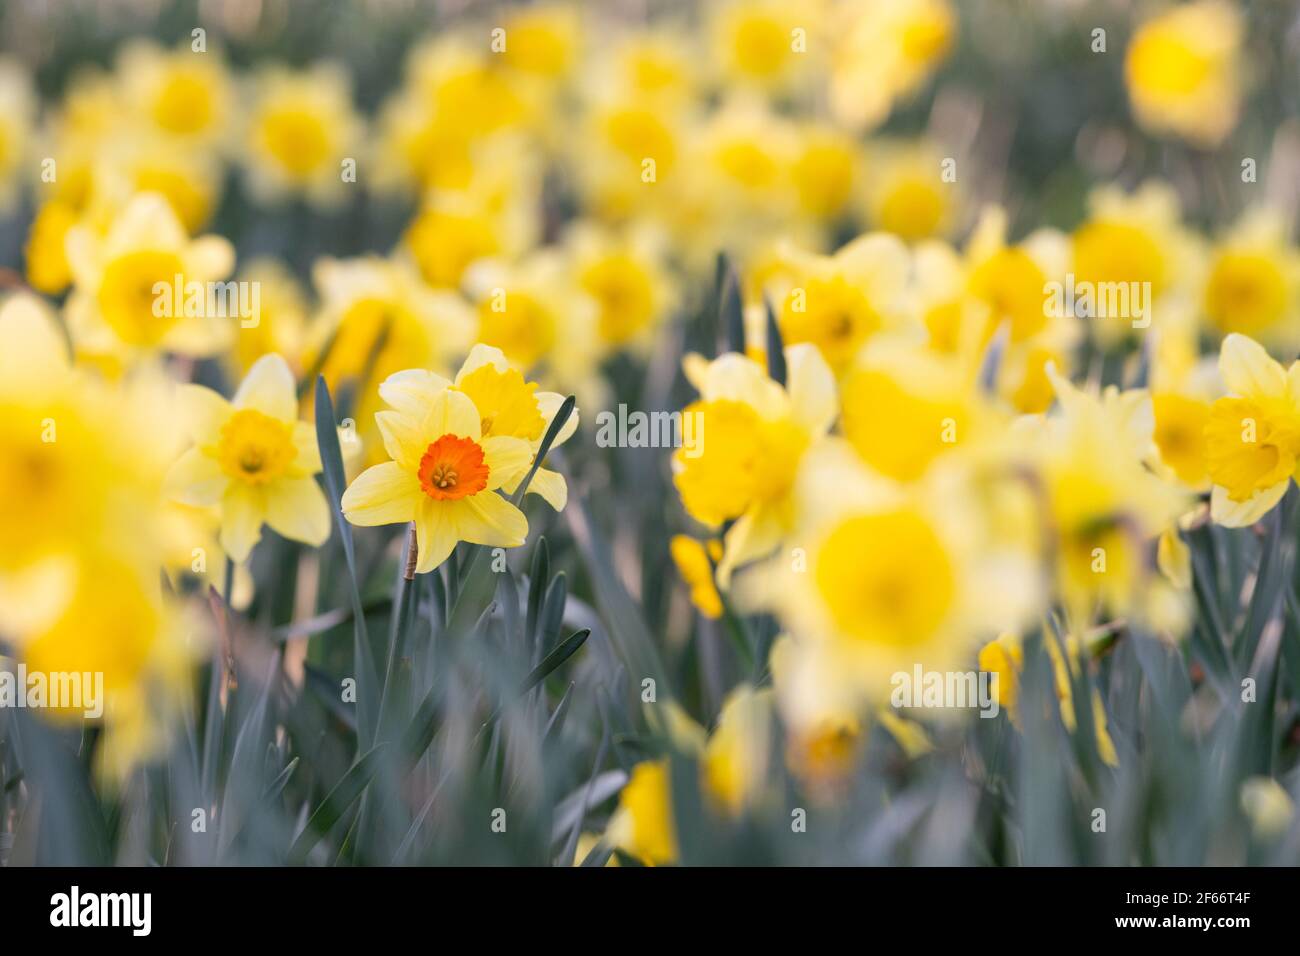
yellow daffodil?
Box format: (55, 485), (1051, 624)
(228, 258), (311, 377)
(63, 192), (236, 362)
(1125, 0), (1242, 147)
(244, 63), (363, 206)
(1201, 208), (1300, 345)
(498, 3), (583, 83)
(828, 0), (955, 131)
(703, 684), (773, 816)
(765, 234), (911, 374)
(115, 40), (234, 148)
(166, 353), (330, 563)
(711, 0), (815, 94)
(1020, 369), (1188, 626)
(670, 535), (724, 619)
(379, 343), (577, 511)
(608, 759), (677, 866)
(862, 138), (959, 243)
(307, 255), (474, 460)
(563, 221), (677, 354)
(674, 345), (837, 585)
(1204, 333), (1300, 527)
(340, 375), (534, 573)
(743, 440), (1040, 709)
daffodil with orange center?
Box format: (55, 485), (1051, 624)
(341, 378), (534, 574)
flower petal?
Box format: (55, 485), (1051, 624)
(526, 467), (568, 511)
(417, 387), (481, 444)
(292, 421), (323, 475)
(341, 461), (422, 527)
(1220, 333), (1286, 401)
(179, 383), (232, 443)
(537, 391), (579, 447)
(233, 353), (298, 421)
(220, 484), (266, 563)
(784, 343), (836, 435)
(1210, 481), (1289, 528)
(414, 497), (459, 574)
(165, 447), (228, 506)
(482, 435), (533, 491)
(455, 344), (510, 382)
(265, 476), (331, 547)
(378, 368), (452, 418)
(453, 492), (528, 547)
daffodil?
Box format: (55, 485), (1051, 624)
(1018, 369), (1188, 626)
(608, 759), (677, 866)
(563, 221), (677, 354)
(378, 343), (578, 511)
(828, 0), (955, 131)
(340, 374), (535, 573)
(1125, 0), (1242, 147)
(244, 63), (363, 206)
(166, 353), (330, 563)
(862, 138), (959, 243)
(673, 344), (836, 585)
(669, 535), (724, 619)
(307, 255), (474, 460)
(710, 0), (816, 94)
(115, 40), (234, 148)
(1201, 208), (1300, 345)
(765, 234), (911, 374)
(744, 440), (1040, 707)
(1204, 333), (1300, 527)
(702, 684), (773, 816)
(64, 192), (236, 362)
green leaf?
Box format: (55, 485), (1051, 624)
(286, 745), (386, 865)
(519, 628), (590, 696)
(764, 296), (786, 385)
(315, 376), (380, 749)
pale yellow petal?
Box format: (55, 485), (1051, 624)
(341, 461), (422, 527)
(784, 343), (836, 435)
(183, 235), (235, 281)
(165, 447), (228, 506)
(233, 352), (298, 421)
(526, 467), (568, 511)
(378, 368), (451, 417)
(220, 484), (266, 563)
(417, 387), (481, 444)
(0, 294), (69, 392)
(1220, 333), (1286, 401)
(178, 383), (232, 442)
(537, 391), (579, 447)
(451, 492), (528, 547)
(265, 476), (331, 547)
(375, 409), (426, 471)
(292, 421), (322, 475)
(456, 344), (510, 382)
(482, 435), (533, 491)
(1210, 481), (1288, 528)
(414, 497), (459, 573)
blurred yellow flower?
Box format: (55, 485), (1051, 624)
(674, 345), (836, 584)
(116, 40), (234, 148)
(1204, 333), (1300, 527)
(245, 63), (362, 206)
(670, 535), (724, 619)
(64, 192), (236, 361)
(1202, 208), (1300, 344)
(608, 759), (677, 866)
(1125, 0), (1242, 147)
